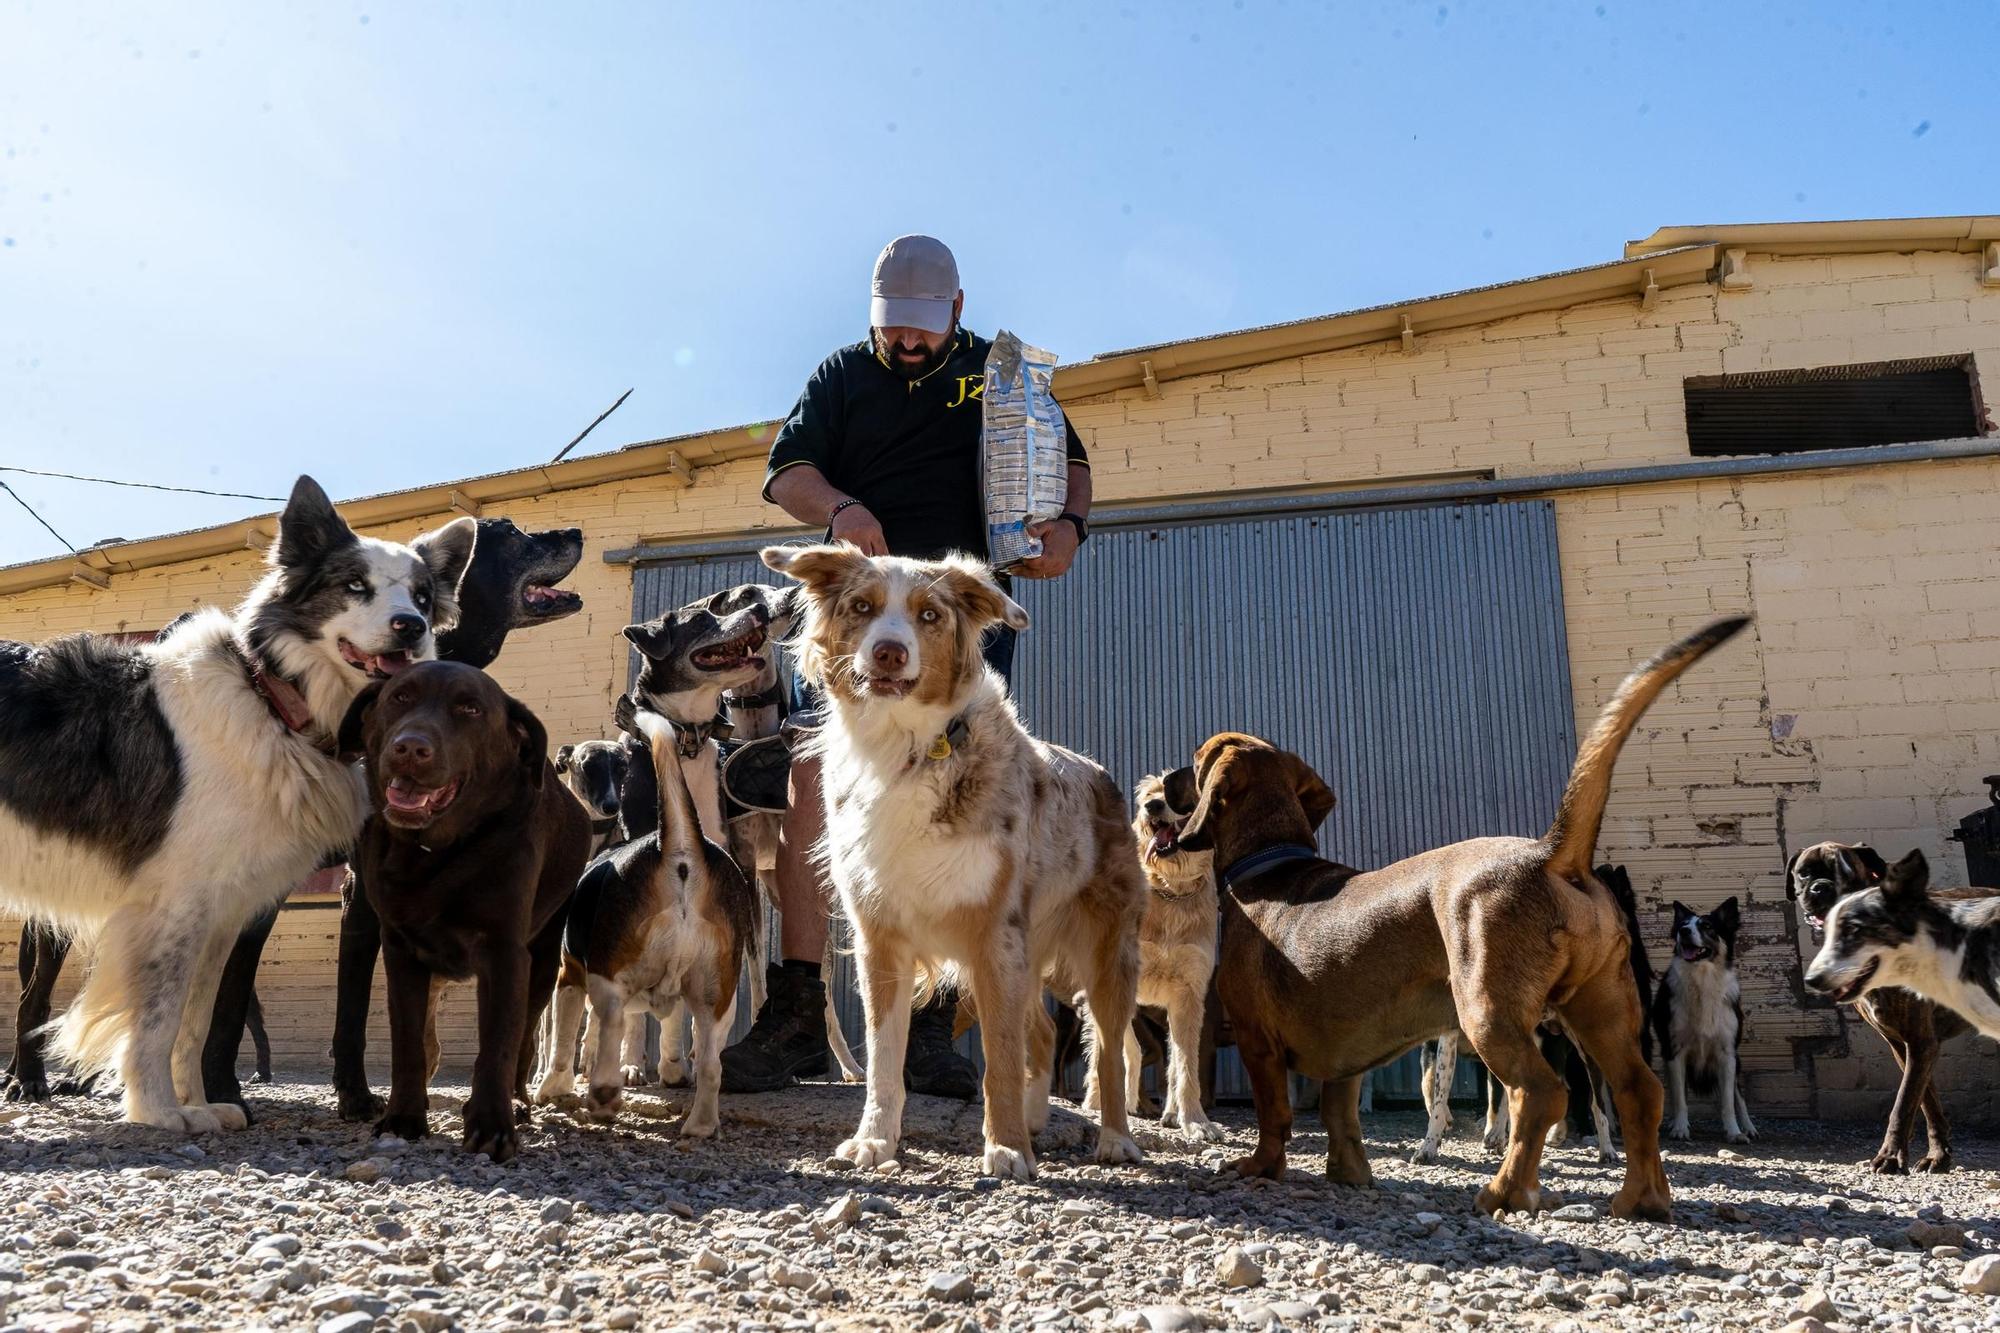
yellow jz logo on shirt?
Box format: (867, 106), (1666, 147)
(945, 375), (985, 409)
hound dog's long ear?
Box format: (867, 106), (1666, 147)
(1841, 844), (1889, 884)
(1160, 765), (1198, 817)
(554, 744), (575, 775)
(1285, 751), (1336, 834)
(506, 697), (550, 789)
(337, 681), (384, 763)
(1176, 742), (1247, 853)
(1783, 848), (1806, 901)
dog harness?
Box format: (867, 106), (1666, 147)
(1219, 843), (1320, 890)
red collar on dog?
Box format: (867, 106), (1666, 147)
(234, 643), (337, 756)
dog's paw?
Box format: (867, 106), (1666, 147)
(462, 1118), (520, 1164)
(1739, 1117), (1758, 1141)
(1182, 1116), (1226, 1145)
(1094, 1132), (1142, 1165)
(1609, 1183), (1673, 1223)
(1, 1071), (51, 1103)
(1225, 1152), (1285, 1181)
(1595, 1142), (1622, 1165)
(530, 1075), (572, 1106)
(1476, 1182), (1550, 1217)
(1915, 1150), (1953, 1174)
(835, 1135), (899, 1171)
(983, 1142), (1036, 1180)
(619, 1064), (655, 1089)
(1667, 1119), (1691, 1142)
(678, 1110), (720, 1140)
(202, 1101), (249, 1132)
(1481, 1126), (1507, 1151)
(586, 1084), (624, 1120)
(336, 1089), (388, 1123)
(1410, 1141), (1442, 1165)
(1723, 1127), (1752, 1145)
(659, 1059), (691, 1089)
(374, 1111), (429, 1142)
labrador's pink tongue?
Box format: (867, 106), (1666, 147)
(386, 778), (432, 812)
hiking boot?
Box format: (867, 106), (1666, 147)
(721, 964), (831, 1092)
(904, 990), (980, 1101)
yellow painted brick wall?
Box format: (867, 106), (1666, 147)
(3, 244), (1998, 1121)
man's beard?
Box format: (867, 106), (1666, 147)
(874, 327), (955, 381)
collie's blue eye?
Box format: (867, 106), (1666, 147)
(920, 607), (940, 624)
(347, 579), (367, 594)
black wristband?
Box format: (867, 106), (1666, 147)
(1059, 511), (1089, 544)
(828, 498), (866, 525)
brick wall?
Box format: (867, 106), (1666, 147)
(3, 243), (1998, 1122)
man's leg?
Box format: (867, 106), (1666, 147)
(720, 751), (833, 1091)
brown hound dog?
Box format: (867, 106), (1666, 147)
(1167, 617), (1747, 1220)
(1787, 840), (1984, 1173)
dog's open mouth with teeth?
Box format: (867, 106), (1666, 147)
(1146, 818), (1183, 859)
(1676, 940), (1716, 963)
(692, 625), (768, 673)
(383, 776), (459, 829)
(1823, 956), (1880, 1003)
(338, 638), (418, 679)
(520, 582), (582, 619)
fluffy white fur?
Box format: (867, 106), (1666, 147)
(0, 494), (473, 1134)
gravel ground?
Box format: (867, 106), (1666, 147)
(3, 1079), (1999, 1333)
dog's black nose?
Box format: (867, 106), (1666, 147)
(1144, 799), (1166, 818)
(390, 731), (434, 764)
(872, 640), (909, 672)
(603, 795), (620, 815)
(389, 614), (427, 645)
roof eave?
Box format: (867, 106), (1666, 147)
(1625, 215), (2000, 259)
(1054, 245), (1717, 400)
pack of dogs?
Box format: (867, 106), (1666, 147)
(0, 476), (1992, 1217)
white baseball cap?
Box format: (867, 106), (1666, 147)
(870, 235), (959, 334)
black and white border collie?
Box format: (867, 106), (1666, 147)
(1807, 849), (2000, 1040)
(1650, 897), (1756, 1144)
(0, 476), (474, 1133)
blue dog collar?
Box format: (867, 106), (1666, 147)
(1220, 843), (1320, 889)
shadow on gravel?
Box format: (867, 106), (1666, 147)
(2, 1079), (1976, 1293)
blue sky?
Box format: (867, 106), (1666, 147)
(1, 1), (1990, 566)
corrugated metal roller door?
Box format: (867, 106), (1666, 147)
(628, 499), (1576, 1101)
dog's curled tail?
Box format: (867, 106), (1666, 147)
(1544, 615), (1750, 882)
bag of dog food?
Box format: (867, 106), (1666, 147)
(981, 330), (1069, 567)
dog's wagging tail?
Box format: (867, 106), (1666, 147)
(1543, 615), (1751, 883)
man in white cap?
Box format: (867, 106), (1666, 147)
(725, 235), (1093, 1097)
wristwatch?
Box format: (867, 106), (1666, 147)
(1058, 511), (1089, 544)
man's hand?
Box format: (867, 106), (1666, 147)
(830, 502), (889, 556)
(1015, 517), (1081, 580)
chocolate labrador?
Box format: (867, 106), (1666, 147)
(340, 661), (589, 1161)
(1166, 617), (1746, 1221)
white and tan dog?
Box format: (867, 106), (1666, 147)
(0, 476), (474, 1133)
(762, 542), (1145, 1179)
(1119, 772), (1223, 1143)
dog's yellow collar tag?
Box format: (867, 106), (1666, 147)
(927, 734), (953, 761)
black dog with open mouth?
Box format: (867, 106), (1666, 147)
(342, 661), (589, 1162)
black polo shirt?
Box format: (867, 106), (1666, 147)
(761, 329), (1089, 561)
